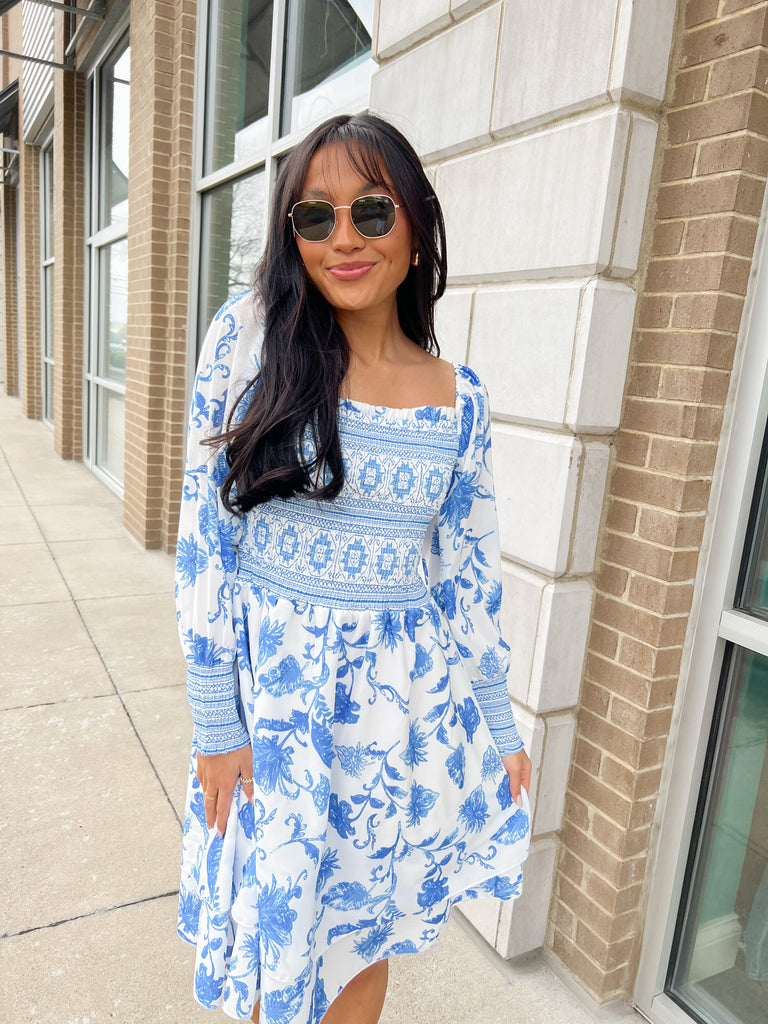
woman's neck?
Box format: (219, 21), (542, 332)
(335, 304), (409, 365)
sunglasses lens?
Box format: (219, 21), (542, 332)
(291, 201), (334, 241)
(351, 196), (396, 237)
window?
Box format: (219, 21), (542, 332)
(40, 138), (53, 425)
(85, 38), (130, 489)
(667, 433), (768, 1023)
(195, 0), (374, 345)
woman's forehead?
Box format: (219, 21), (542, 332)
(300, 141), (392, 196)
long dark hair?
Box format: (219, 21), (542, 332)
(214, 113), (447, 514)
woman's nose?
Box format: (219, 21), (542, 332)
(331, 207), (363, 249)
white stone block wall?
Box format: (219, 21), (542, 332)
(370, 0), (676, 958)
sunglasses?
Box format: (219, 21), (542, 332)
(288, 194), (400, 242)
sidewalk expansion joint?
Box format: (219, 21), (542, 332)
(0, 890), (180, 940)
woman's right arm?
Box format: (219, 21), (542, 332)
(175, 298), (257, 830)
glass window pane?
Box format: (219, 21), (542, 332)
(281, 0), (373, 136)
(669, 645), (768, 1022)
(43, 144), (53, 260)
(739, 418), (768, 617)
(44, 265), (53, 359)
(99, 44), (130, 228)
(204, 0), (274, 175)
(96, 388), (125, 485)
(199, 169), (266, 336)
(97, 238), (128, 383)
(44, 363), (54, 424)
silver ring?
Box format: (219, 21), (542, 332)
(204, 794), (216, 801)
(240, 777), (254, 785)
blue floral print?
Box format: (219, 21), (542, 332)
(176, 293), (530, 1022)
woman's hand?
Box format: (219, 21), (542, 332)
(501, 748), (532, 810)
(195, 744), (254, 835)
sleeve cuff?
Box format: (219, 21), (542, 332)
(472, 675), (524, 755)
(187, 664), (250, 756)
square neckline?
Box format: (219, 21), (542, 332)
(339, 360), (459, 415)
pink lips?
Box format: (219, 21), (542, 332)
(327, 262), (375, 281)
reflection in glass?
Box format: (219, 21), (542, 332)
(98, 239), (128, 383)
(199, 169), (266, 337)
(43, 264), (53, 359)
(97, 388), (125, 485)
(281, 0), (373, 136)
(669, 646), (768, 1022)
(44, 364), (54, 423)
(99, 44), (130, 228)
(740, 418), (768, 617)
(204, 0), (273, 174)
(43, 144), (54, 260)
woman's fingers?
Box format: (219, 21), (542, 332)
(501, 749), (532, 809)
(196, 744), (253, 833)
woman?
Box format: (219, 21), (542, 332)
(176, 113), (531, 1024)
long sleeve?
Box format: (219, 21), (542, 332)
(175, 294), (259, 755)
(424, 366), (524, 755)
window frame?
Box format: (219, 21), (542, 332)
(633, 182), (768, 1024)
(39, 127), (54, 426)
(187, 0), (374, 380)
(84, 29), (131, 494)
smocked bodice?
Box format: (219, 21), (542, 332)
(237, 400), (459, 609)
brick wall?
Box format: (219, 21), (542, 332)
(550, 0), (768, 1001)
(122, 0), (195, 550)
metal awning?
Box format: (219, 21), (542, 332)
(0, 0), (103, 18)
(0, 0), (104, 71)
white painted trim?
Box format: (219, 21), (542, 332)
(688, 912), (740, 983)
(633, 165), (768, 1017)
(719, 608), (768, 659)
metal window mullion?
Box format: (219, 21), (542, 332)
(718, 607), (768, 659)
(259, 0), (287, 264)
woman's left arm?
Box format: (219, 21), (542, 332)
(424, 369), (531, 804)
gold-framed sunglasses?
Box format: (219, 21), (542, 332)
(288, 194), (400, 242)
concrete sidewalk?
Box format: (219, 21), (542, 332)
(0, 391), (637, 1024)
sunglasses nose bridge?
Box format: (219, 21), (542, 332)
(329, 203), (363, 245)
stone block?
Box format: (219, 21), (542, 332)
(436, 285), (474, 365)
(436, 110), (630, 282)
(528, 580), (593, 713)
(611, 114), (659, 277)
(469, 282), (582, 427)
(610, 0), (679, 106)
(570, 442), (611, 575)
(456, 895), (501, 945)
(492, 424), (582, 576)
(492, 0), (617, 135)
(534, 710), (577, 834)
(370, 5), (500, 159)
(565, 279), (636, 433)
(500, 559), (544, 706)
(375, 0), (451, 59)
(495, 835), (558, 957)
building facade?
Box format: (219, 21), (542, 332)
(1, 2), (766, 1023)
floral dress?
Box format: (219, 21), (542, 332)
(175, 292), (530, 1023)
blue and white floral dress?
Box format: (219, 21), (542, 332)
(175, 291), (530, 1023)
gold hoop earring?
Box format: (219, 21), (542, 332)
(411, 252), (419, 267)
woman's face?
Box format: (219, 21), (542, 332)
(292, 142), (414, 321)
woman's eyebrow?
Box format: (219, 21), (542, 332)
(300, 181), (393, 200)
